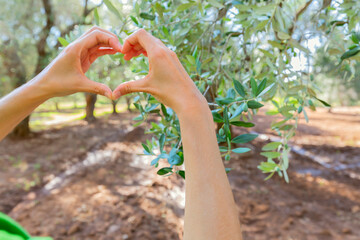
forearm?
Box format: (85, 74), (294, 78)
(0, 76), (50, 140)
(179, 102), (242, 240)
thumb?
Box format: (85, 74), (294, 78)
(79, 76), (113, 99)
(113, 78), (148, 100)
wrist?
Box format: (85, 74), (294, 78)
(177, 96), (212, 122)
(27, 73), (54, 102)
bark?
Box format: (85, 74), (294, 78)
(10, 116), (31, 138)
(85, 93), (97, 122)
(1, 41), (30, 138)
(112, 100), (118, 115)
(34, 0), (55, 75)
(55, 102), (60, 111)
(125, 97), (132, 112)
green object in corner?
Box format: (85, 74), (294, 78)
(0, 212), (53, 240)
(0, 230), (26, 240)
(0, 212), (30, 239)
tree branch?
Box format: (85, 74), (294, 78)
(55, 0), (102, 49)
(287, 0), (314, 39)
(35, 0), (55, 74)
(295, 0), (314, 21)
(0, 41), (27, 88)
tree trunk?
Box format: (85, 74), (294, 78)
(126, 97), (132, 112)
(73, 100), (78, 109)
(55, 101), (60, 111)
(85, 93), (97, 122)
(2, 0), (95, 138)
(112, 100), (118, 115)
(9, 116), (31, 138)
(1, 41), (30, 138)
(3, 0), (54, 138)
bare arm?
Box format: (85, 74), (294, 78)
(113, 29), (242, 240)
(0, 26), (121, 140)
(178, 105), (242, 239)
(0, 77), (52, 140)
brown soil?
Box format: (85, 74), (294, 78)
(0, 108), (359, 240)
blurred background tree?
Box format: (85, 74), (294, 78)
(0, 0), (100, 136)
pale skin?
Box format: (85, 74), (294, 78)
(0, 27), (242, 240)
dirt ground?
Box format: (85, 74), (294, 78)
(0, 107), (359, 240)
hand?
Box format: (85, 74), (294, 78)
(112, 29), (207, 115)
(37, 26), (122, 99)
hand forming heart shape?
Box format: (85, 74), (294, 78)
(41, 26), (206, 116)
(38, 26), (121, 100)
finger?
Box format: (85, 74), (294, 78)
(81, 26), (118, 40)
(123, 49), (135, 61)
(133, 44), (144, 51)
(132, 51), (144, 58)
(89, 49), (118, 63)
(82, 30), (122, 52)
(79, 76), (113, 99)
(123, 49), (145, 60)
(122, 29), (161, 54)
(125, 43), (144, 52)
(113, 78), (148, 99)
(77, 27), (120, 49)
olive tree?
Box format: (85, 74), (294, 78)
(84, 0), (343, 182)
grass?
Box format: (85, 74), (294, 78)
(29, 100), (135, 131)
(35, 94), (113, 112)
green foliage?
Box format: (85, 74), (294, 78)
(58, 37), (69, 47)
(104, 0), (121, 19)
(139, 12), (156, 21)
(232, 148), (251, 154)
(157, 167), (173, 176)
(93, 8), (100, 25)
(341, 46), (360, 60)
(313, 1), (360, 106)
(89, 0), (343, 182)
(232, 134), (258, 144)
